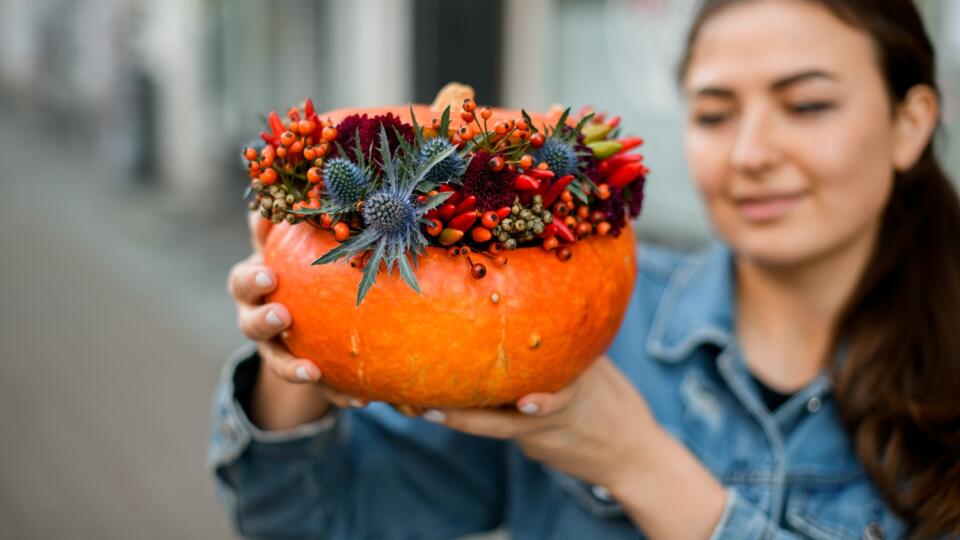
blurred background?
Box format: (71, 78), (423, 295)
(0, 0), (957, 538)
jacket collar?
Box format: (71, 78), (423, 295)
(646, 241), (736, 363)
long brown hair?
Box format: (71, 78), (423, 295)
(680, 1), (960, 537)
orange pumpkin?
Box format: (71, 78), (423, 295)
(263, 104), (638, 408)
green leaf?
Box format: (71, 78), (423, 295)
(313, 229), (378, 265)
(522, 109), (536, 134)
(352, 127), (367, 169)
(416, 190), (453, 212)
(409, 104), (424, 147)
(572, 112), (595, 138)
(397, 252), (422, 294)
(552, 107), (571, 137)
(438, 105), (451, 140)
(357, 237), (387, 305)
(378, 126), (398, 189)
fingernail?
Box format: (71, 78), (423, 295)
(266, 309), (283, 327)
(255, 272), (273, 288)
(423, 409), (446, 423)
(519, 402), (540, 415)
(295, 365), (315, 381)
(348, 398), (364, 408)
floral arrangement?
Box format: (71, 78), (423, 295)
(242, 97), (648, 305)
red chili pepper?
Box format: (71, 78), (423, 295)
(269, 111), (285, 139)
(304, 98), (316, 120)
(607, 115), (621, 129)
(287, 108), (301, 122)
(602, 153), (643, 175)
(447, 211), (478, 231)
(540, 223), (558, 239)
(426, 208), (440, 220)
(515, 174), (540, 191)
(527, 168), (555, 181)
(439, 203), (457, 222)
(496, 206), (512, 220)
(552, 220), (577, 243)
(543, 175), (575, 207)
(438, 184), (457, 192)
(259, 131), (280, 147)
(616, 137), (644, 154)
(454, 195), (477, 214)
(438, 184), (462, 206)
(608, 162), (645, 189)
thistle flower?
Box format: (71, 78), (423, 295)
(323, 158), (368, 205)
(534, 138), (579, 177)
(315, 126), (457, 305)
(418, 138), (466, 184)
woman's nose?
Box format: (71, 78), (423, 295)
(729, 107), (780, 175)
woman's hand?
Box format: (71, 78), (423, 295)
(226, 212), (366, 431)
(425, 356), (727, 540)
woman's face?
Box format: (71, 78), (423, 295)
(683, 0), (898, 268)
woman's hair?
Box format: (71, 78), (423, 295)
(680, 1), (960, 537)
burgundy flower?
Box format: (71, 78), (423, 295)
(462, 151), (517, 212)
(334, 113), (415, 169)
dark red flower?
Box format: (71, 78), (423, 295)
(462, 151), (517, 212)
(334, 113), (414, 169)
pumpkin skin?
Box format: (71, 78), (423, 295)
(262, 105), (638, 408)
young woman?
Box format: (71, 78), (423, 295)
(211, 0), (960, 537)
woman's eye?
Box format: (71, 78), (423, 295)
(788, 101), (834, 115)
(694, 112), (731, 126)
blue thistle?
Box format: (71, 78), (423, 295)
(363, 189), (416, 237)
(534, 138), (579, 177)
(418, 138), (466, 184)
(323, 158), (367, 205)
(314, 126), (457, 305)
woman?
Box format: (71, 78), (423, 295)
(211, 0), (960, 537)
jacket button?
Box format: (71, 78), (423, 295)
(806, 397), (822, 413)
(591, 485), (614, 502)
(863, 521), (885, 540)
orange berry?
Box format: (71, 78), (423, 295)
(259, 146), (276, 167)
(577, 205), (590, 220)
(334, 222), (350, 241)
(308, 189), (321, 200)
(307, 167), (323, 183)
(543, 236), (559, 251)
(244, 147), (258, 161)
(458, 126), (475, 140)
(460, 111), (475, 123)
(298, 119), (316, 135)
(560, 190), (573, 203)
(577, 221), (592, 238)
(425, 218), (443, 236)
(321, 126), (338, 142)
(487, 156), (505, 172)
(307, 199), (320, 210)
(320, 213), (333, 227)
(565, 215), (578, 228)
(596, 184), (611, 200)
(292, 202), (304, 211)
(519, 155), (534, 169)
(259, 168), (278, 185)
(493, 255), (508, 266)
(290, 139), (304, 155)
(471, 227), (493, 243)
(481, 210), (500, 229)
(537, 161), (549, 170)
(462, 98), (476, 113)
(597, 222), (612, 236)
(280, 131), (296, 147)
(494, 121), (508, 135)
(480, 107), (492, 120)
(317, 143), (329, 157)
(516, 119), (529, 131)
(303, 146), (317, 161)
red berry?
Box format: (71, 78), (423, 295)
(556, 246), (573, 261)
(244, 147), (258, 161)
(487, 156), (505, 172)
(470, 263), (487, 279)
(259, 168), (278, 185)
(481, 211), (500, 229)
(462, 98), (476, 113)
(334, 222), (350, 242)
(530, 133), (546, 148)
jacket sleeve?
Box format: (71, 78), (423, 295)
(208, 344), (505, 540)
(708, 489), (802, 540)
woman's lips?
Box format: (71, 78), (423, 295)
(735, 192), (807, 222)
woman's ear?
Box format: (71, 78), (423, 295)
(892, 84), (939, 172)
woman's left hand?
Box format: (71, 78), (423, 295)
(424, 355), (658, 491)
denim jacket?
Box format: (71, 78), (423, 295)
(208, 242), (907, 539)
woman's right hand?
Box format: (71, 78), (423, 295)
(226, 212), (366, 431)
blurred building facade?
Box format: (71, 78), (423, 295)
(2, 0), (958, 244)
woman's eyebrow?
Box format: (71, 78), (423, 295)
(771, 69), (837, 90)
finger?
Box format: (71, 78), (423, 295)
(320, 388), (368, 409)
(428, 408), (542, 440)
(248, 211), (273, 254)
(228, 260), (277, 304)
(258, 339), (321, 384)
(238, 303), (291, 341)
(515, 382), (580, 417)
